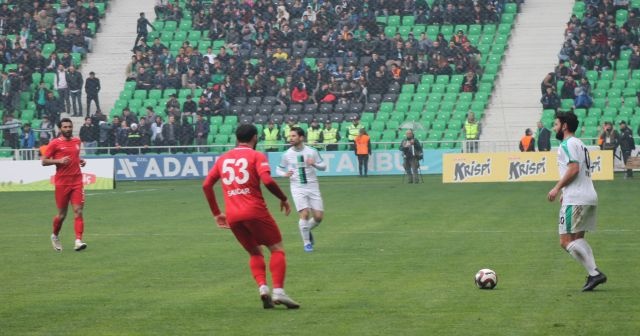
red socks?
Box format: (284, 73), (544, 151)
(269, 250), (286, 289)
(249, 251), (287, 289)
(74, 215), (84, 240)
(249, 255), (267, 286)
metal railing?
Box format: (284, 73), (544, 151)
(2, 138), (601, 161)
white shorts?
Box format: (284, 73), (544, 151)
(291, 186), (324, 212)
(558, 205), (597, 234)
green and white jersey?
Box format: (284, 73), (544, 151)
(277, 145), (326, 187)
(557, 136), (598, 205)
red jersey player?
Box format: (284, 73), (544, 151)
(203, 124), (300, 309)
(42, 118), (87, 252)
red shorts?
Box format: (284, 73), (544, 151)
(54, 184), (85, 209)
(230, 214), (282, 251)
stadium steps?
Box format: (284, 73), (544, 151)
(76, 0), (158, 134)
(481, 0), (573, 151)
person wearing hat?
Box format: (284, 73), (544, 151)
(519, 128), (535, 152)
(320, 120), (340, 151)
(261, 120), (281, 152)
(306, 119), (322, 149)
(346, 115), (364, 150)
(282, 117), (298, 142)
(127, 122), (144, 154)
(598, 121), (619, 151)
(619, 120), (635, 178)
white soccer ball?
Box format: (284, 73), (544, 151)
(475, 268), (498, 289)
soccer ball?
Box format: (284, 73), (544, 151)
(475, 268), (498, 289)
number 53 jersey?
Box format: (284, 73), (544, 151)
(557, 137), (598, 206)
(209, 146), (273, 223)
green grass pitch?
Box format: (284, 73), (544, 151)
(0, 175), (638, 335)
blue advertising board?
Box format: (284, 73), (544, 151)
(268, 149), (458, 176)
(115, 154), (219, 181)
(113, 150), (459, 180)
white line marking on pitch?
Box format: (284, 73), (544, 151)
(85, 188), (158, 196)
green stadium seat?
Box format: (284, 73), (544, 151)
(387, 16), (401, 26)
(501, 13), (515, 24)
(164, 21), (178, 31)
(468, 25), (482, 37)
(426, 25), (439, 38)
(401, 84), (415, 93)
(395, 102), (410, 113)
(402, 16), (415, 26)
(376, 111), (390, 121)
(398, 93), (413, 103)
(483, 25), (497, 35)
(412, 25), (426, 36)
(384, 26), (397, 37)
(410, 101), (425, 112)
(504, 3), (517, 14)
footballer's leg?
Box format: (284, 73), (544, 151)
(559, 205), (606, 291)
(307, 190), (325, 247)
(267, 242), (300, 309)
(298, 208), (313, 252)
(51, 186), (70, 251)
(71, 186), (87, 251)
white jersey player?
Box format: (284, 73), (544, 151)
(548, 112), (606, 291)
(277, 127), (327, 252)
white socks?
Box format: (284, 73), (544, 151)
(298, 219), (311, 245)
(299, 218), (322, 245)
(566, 238), (599, 276)
(273, 288), (285, 295)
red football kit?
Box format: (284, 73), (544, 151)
(45, 136), (85, 240)
(203, 146), (288, 246)
(45, 136), (84, 207)
(203, 145), (289, 288)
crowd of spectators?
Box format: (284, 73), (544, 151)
(0, 0), (104, 150)
(123, 0), (511, 128)
(541, 0), (640, 112)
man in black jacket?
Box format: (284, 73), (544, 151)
(67, 66), (83, 116)
(85, 71), (101, 117)
(400, 129), (424, 184)
(536, 121), (551, 151)
(133, 12), (155, 51)
(79, 117), (98, 155)
(619, 121), (636, 178)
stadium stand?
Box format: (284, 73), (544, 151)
(10, 1), (519, 154)
(0, 0), (109, 150)
(541, 0), (640, 146)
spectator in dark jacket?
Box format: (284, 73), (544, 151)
(541, 87), (561, 111)
(536, 121), (552, 151)
(85, 71), (100, 117)
(619, 121), (636, 178)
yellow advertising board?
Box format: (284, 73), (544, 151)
(442, 151), (613, 183)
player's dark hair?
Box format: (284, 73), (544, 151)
(290, 126), (305, 138)
(57, 117), (72, 128)
(556, 112), (579, 133)
(236, 124), (258, 142)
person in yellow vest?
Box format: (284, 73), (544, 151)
(463, 111), (480, 153)
(306, 119), (322, 150)
(519, 128), (535, 152)
(347, 115), (364, 150)
(320, 120), (340, 151)
(354, 128), (371, 177)
(261, 120), (280, 152)
(282, 118), (298, 142)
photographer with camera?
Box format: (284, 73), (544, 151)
(400, 129), (423, 184)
